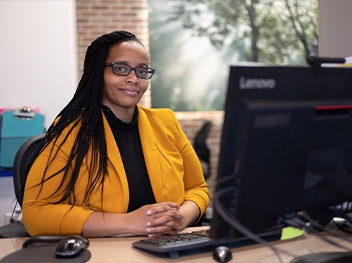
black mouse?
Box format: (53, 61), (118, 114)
(213, 246), (232, 262)
(55, 235), (89, 257)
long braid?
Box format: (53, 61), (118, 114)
(38, 31), (142, 208)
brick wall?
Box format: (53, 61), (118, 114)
(75, 1), (223, 195)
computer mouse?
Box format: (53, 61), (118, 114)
(212, 246), (232, 263)
(55, 235), (89, 257)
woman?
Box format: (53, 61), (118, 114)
(22, 30), (209, 237)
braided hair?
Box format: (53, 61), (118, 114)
(38, 31), (143, 207)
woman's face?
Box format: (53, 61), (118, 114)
(102, 41), (151, 118)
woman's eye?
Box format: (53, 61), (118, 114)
(116, 66), (126, 72)
(138, 69), (147, 75)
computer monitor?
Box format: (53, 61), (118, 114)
(210, 65), (352, 241)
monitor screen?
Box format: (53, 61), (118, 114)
(210, 65), (352, 241)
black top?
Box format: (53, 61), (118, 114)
(102, 105), (156, 212)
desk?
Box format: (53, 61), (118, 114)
(1, 226), (352, 263)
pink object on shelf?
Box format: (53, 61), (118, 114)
(0, 106), (40, 115)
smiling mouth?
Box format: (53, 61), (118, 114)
(119, 88), (140, 95)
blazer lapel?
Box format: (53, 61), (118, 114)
(137, 108), (164, 202)
(102, 113), (129, 211)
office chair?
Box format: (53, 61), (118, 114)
(193, 121), (213, 225)
(0, 133), (45, 238)
(193, 121), (213, 180)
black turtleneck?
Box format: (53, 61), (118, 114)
(102, 105), (156, 212)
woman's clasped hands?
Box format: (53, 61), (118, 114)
(131, 202), (183, 237)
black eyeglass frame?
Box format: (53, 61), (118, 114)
(105, 62), (155, 79)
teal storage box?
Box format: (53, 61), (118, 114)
(0, 110), (45, 168)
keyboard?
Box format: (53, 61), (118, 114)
(132, 229), (283, 258)
(132, 230), (216, 258)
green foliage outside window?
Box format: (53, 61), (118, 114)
(149, 0), (318, 111)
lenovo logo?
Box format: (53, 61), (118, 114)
(239, 76), (276, 89)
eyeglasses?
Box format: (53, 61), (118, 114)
(105, 62), (155, 79)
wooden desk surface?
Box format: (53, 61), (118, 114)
(1, 226), (352, 263)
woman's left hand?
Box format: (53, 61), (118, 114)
(145, 202), (183, 236)
(145, 200), (200, 237)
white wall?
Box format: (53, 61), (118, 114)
(0, 0), (77, 227)
(0, 0), (77, 129)
(318, 0), (352, 57)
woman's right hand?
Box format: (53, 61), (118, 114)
(82, 202), (182, 237)
(128, 202), (182, 236)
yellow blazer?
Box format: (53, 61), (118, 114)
(22, 106), (210, 236)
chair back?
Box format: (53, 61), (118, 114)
(193, 121), (212, 180)
(13, 133), (45, 207)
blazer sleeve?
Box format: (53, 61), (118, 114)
(139, 107), (210, 219)
(171, 112), (210, 217)
(22, 123), (94, 236)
